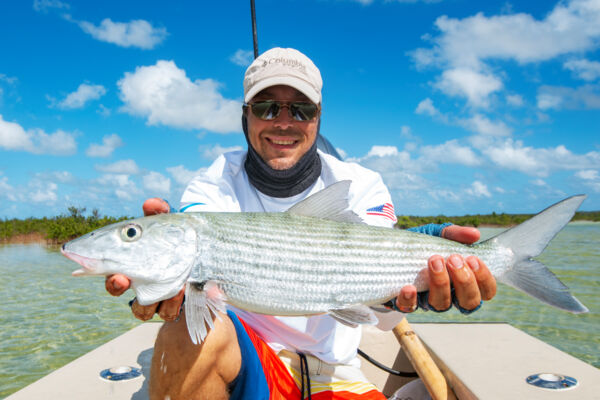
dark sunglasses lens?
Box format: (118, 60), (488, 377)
(290, 103), (317, 121)
(251, 101), (280, 120)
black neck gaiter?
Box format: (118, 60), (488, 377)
(242, 115), (322, 198)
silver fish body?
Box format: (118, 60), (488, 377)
(62, 181), (588, 343)
(193, 211), (512, 315)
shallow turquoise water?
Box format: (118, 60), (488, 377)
(1, 223), (599, 397)
(0, 244), (141, 398)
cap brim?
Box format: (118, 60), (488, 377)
(245, 76), (320, 104)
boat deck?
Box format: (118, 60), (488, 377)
(7, 322), (600, 399)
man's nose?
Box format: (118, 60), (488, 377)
(273, 105), (294, 129)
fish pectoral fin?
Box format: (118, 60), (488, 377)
(329, 305), (379, 327)
(184, 281), (228, 345)
(286, 180), (364, 224)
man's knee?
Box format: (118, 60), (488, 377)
(150, 311), (241, 400)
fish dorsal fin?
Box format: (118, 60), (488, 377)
(184, 281), (227, 344)
(329, 305), (379, 327)
(286, 180), (363, 223)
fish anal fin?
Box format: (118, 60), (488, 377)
(329, 305), (379, 327)
(184, 281), (227, 344)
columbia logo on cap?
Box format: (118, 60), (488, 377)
(261, 57), (307, 72)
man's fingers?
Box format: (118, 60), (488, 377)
(427, 255), (452, 311)
(143, 198), (170, 216)
(105, 274), (131, 296)
(131, 299), (159, 321)
(466, 256), (497, 301)
(442, 225), (480, 245)
(395, 285), (417, 313)
(447, 254), (481, 310)
(157, 288), (186, 321)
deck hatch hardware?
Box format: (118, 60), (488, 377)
(99, 366), (142, 382)
(526, 373), (578, 390)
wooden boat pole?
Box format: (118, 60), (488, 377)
(392, 318), (457, 400)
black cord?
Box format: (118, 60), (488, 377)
(298, 352), (312, 399)
(357, 348), (418, 378)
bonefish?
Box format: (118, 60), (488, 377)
(62, 181), (588, 343)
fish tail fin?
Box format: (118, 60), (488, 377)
(488, 194), (588, 314)
(184, 281), (227, 344)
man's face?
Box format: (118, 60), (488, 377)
(246, 85), (320, 170)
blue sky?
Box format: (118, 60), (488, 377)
(1, 0), (599, 219)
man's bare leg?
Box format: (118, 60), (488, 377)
(150, 311), (241, 400)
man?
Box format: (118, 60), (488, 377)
(106, 47), (496, 399)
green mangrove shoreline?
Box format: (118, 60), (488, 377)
(2, 207), (599, 245)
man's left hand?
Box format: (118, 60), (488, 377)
(394, 225), (497, 313)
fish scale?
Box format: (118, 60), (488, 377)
(194, 212), (501, 314)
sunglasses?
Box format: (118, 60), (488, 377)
(245, 100), (319, 122)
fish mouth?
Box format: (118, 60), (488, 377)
(61, 246), (101, 276)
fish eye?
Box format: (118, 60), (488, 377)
(120, 223), (142, 242)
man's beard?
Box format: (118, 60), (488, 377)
(242, 115), (321, 198)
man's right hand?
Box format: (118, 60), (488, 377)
(105, 198), (186, 322)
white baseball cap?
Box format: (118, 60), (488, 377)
(243, 47), (323, 105)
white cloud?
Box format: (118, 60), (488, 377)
(57, 83), (106, 109)
(97, 104), (111, 117)
(201, 144), (243, 160)
(537, 84), (600, 110)
(531, 178), (547, 186)
(118, 60), (241, 133)
(415, 98), (439, 116)
(0, 73), (17, 85)
(410, 0), (600, 106)
(0, 174), (16, 201)
(95, 159), (140, 175)
(537, 91), (564, 110)
(564, 59), (600, 81)
(77, 18), (167, 49)
(0, 114), (31, 150)
(96, 174), (140, 200)
(0, 115), (77, 155)
(466, 181), (491, 198)
(33, 0), (69, 12)
(575, 169), (598, 180)
(420, 140), (481, 166)
(142, 171), (171, 195)
(435, 68), (502, 107)
(230, 49), (254, 67)
(480, 138), (600, 177)
(349, 145), (428, 195)
(30, 181), (58, 203)
(366, 145), (399, 158)
(97, 173), (133, 187)
(460, 114), (512, 136)
(575, 169), (600, 192)
(86, 133), (123, 157)
(167, 165), (207, 186)
(412, 1), (600, 69)
(51, 171), (73, 183)
(506, 94), (524, 106)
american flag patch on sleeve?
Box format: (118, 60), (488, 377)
(366, 203), (397, 222)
